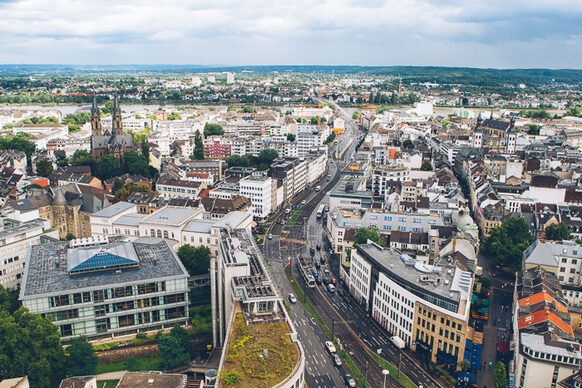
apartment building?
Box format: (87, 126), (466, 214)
(239, 174), (272, 218)
(349, 243), (473, 367)
(269, 157), (307, 201)
(0, 209), (59, 290)
(156, 177), (206, 199)
(372, 166), (410, 198)
(512, 266), (582, 388)
(523, 240), (582, 286)
(19, 237), (190, 341)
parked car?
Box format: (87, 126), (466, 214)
(325, 341), (337, 353)
(323, 277), (332, 285)
(344, 374), (356, 387)
(333, 354), (342, 367)
(267, 234), (273, 240)
(276, 219), (282, 224)
(310, 248), (315, 256)
(331, 277), (337, 284)
(301, 200), (306, 205)
(320, 256), (326, 264)
(316, 244), (321, 250)
(288, 293), (297, 304)
(328, 284), (336, 293)
(337, 289), (345, 297)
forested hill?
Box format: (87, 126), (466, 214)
(1, 64), (581, 86)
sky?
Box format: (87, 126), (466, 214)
(0, 0), (581, 68)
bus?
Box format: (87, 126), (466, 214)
(316, 204), (325, 219)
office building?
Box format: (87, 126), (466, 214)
(349, 243), (473, 367)
(19, 237), (190, 341)
(239, 174), (272, 218)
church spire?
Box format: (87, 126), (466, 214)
(112, 95), (123, 136)
(90, 93), (102, 137)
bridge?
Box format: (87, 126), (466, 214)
(188, 274), (210, 288)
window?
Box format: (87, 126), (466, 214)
(562, 258), (568, 263)
(138, 282), (158, 295)
(150, 229), (155, 237)
(93, 290), (108, 303)
(163, 230), (169, 239)
(560, 267), (566, 272)
(118, 314), (135, 327)
(54, 309), (79, 321)
(165, 306), (185, 319)
(113, 301), (135, 312)
(113, 286), (133, 298)
(152, 310), (160, 322)
(164, 293), (185, 305)
(569, 277), (575, 283)
(60, 324), (72, 337)
(51, 295), (70, 307)
(96, 318), (111, 333)
(94, 305), (109, 317)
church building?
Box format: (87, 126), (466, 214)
(90, 95), (136, 159)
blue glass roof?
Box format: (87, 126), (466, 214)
(69, 249), (138, 273)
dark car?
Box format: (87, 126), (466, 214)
(316, 244), (321, 250)
(323, 276), (332, 285)
(320, 256), (326, 264)
(276, 219), (282, 224)
(337, 289), (345, 297)
(310, 248), (315, 256)
(316, 276), (323, 285)
(315, 262), (321, 269)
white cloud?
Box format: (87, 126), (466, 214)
(0, 0), (580, 66)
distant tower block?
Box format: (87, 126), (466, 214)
(398, 78), (403, 96)
(226, 72), (235, 84)
(207, 75), (215, 83)
(192, 76), (202, 87)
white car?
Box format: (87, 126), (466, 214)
(325, 341), (337, 353)
(267, 234), (273, 240)
(288, 293), (297, 303)
(301, 200), (306, 205)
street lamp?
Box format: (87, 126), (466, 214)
(382, 369), (389, 388)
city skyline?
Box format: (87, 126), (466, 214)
(0, 0), (581, 68)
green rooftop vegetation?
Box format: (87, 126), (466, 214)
(220, 314), (299, 387)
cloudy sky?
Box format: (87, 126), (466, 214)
(0, 0), (581, 68)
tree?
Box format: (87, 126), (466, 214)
(112, 178), (124, 194)
(55, 151), (68, 167)
(565, 106), (581, 117)
(220, 370), (242, 385)
(0, 285), (19, 314)
(36, 159), (53, 177)
(0, 134), (36, 156)
(123, 151), (150, 177)
(226, 155), (250, 168)
(0, 307), (66, 387)
(402, 139), (414, 149)
(168, 112), (182, 121)
(65, 336), (98, 377)
(238, 106), (256, 114)
(69, 150), (93, 168)
(203, 123), (225, 137)
(192, 130), (204, 160)
(494, 362), (508, 388)
(141, 141), (150, 163)
(352, 111), (360, 120)
(114, 183), (152, 202)
(527, 124), (541, 135)
(285, 110), (292, 116)
(459, 360), (471, 372)
(62, 112), (90, 133)
(170, 323), (189, 346)
(310, 116), (326, 125)
(421, 160), (432, 171)
(324, 132), (336, 145)
(354, 227), (382, 246)
(95, 154), (122, 180)
(286, 133), (296, 142)
(64, 233), (76, 241)
(480, 217), (534, 270)
(177, 245), (211, 276)
(545, 222), (571, 241)
(158, 334), (189, 369)
(257, 149), (279, 169)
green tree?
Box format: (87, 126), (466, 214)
(421, 160), (432, 171)
(203, 123), (225, 137)
(123, 151), (150, 177)
(286, 133), (296, 142)
(352, 111), (360, 120)
(114, 183), (152, 202)
(565, 106), (581, 117)
(112, 178), (124, 194)
(0, 285), (19, 314)
(354, 227), (383, 246)
(238, 106), (256, 114)
(55, 151), (68, 167)
(258, 148), (279, 166)
(226, 155), (250, 168)
(36, 159), (53, 177)
(402, 139), (414, 149)
(64, 233), (76, 241)
(324, 132), (336, 145)
(158, 334), (189, 369)
(177, 245), (211, 276)
(62, 112), (91, 133)
(192, 130), (205, 160)
(310, 116), (326, 125)
(0, 307), (66, 387)
(69, 150), (93, 167)
(100, 100), (115, 116)
(494, 362), (508, 388)
(0, 134), (36, 156)
(220, 370), (242, 385)
(95, 154), (122, 180)
(480, 217), (534, 270)
(168, 112), (182, 121)
(65, 336), (98, 377)
(285, 110), (292, 116)
(545, 222), (572, 241)
(141, 141), (151, 163)
(527, 124), (541, 135)
(170, 323), (189, 346)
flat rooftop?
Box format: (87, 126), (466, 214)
(91, 201), (136, 218)
(116, 371), (186, 388)
(357, 243), (472, 308)
(141, 206), (200, 226)
(20, 238), (189, 298)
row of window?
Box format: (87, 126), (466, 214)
(49, 282), (167, 307)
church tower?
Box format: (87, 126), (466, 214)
(91, 94), (102, 137)
(112, 95), (124, 136)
